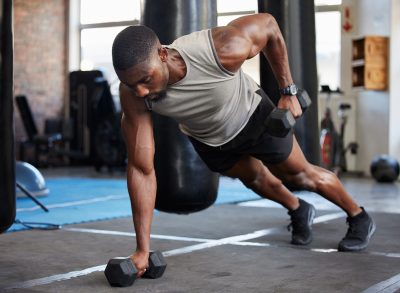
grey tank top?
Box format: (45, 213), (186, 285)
(149, 29), (261, 147)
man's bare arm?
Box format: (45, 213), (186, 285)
(212, 13), (301, 116)
(212, 13), (292, 85)
(120, 83), (156, 273)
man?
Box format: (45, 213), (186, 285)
(111, 13), (375, 276)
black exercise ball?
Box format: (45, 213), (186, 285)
(370, 155), (400, 183)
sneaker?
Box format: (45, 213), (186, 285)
(287, 198), (316, 245)
(338, 207), (376, 252)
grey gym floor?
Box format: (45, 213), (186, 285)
(1, 169), (400, 293)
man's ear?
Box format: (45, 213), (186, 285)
(158, 47), (168, 62)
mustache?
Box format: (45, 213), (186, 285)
(145, 90), (167, 103)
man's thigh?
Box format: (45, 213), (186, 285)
(265, 136), (312, 180)
(188, 131), (295, 174)
(222, 155), (264, 181)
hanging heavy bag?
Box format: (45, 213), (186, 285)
(142, 0), (219, 214)
(0, 0), (16, 233)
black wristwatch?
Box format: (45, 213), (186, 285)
(279, 84), (298, 96)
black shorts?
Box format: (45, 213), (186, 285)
(188, 88), (293, 173)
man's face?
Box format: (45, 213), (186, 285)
(118, 47), (169, 102)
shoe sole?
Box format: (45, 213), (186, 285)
(291, 205), (316, 245)
(338, 220), (376, 252)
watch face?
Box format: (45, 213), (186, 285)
(289, 84), (297, 95)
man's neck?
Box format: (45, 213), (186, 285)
(166, 48), (187, 85)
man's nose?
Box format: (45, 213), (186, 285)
(135, 85), (149, 98)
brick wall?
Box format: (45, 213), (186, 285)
(13, 0), (67, 155)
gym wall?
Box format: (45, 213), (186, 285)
(13, 0), (68, 157)
(339, 0), (400, 174)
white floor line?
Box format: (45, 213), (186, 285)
(1, 212), (346, 291)
(1, 265), (107, 291)
(368, 252), (400, 258)
(63, 227), (214, 243)
(16, 195), (128, 212)
(361, 272), (400, 293)
(232, 242), (400, 259)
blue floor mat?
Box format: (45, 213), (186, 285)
(9, 177), (259, 232)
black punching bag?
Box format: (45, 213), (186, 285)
(142, 0), (219, 214)
(258, 0), (320, 165)
(0, 0), (15, 233)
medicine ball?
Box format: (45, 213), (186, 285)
(16, 161), (49, 197)
(370, 154), (400, 183)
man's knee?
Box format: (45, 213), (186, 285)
(286, 165), (336, 191)
(241, 166), (283, 192)
(223, 160), (282, 191)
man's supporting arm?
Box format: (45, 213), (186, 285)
(120, 83), (156, 274)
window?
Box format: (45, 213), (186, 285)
(80, 0), (140, 24)
(315, 1), (342, 89)
(75, 0), (140, 95)
(315, 0), (341, 5)
(74, 0), (259, 95)
(75, 1), (340, 92)
(217, 0), (257, 14)
(80, 26), (127, 83)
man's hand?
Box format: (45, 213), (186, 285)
(130, 250), (150, 278)
(277, 95), (303, 118)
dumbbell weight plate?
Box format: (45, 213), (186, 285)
(143, 251), (167, 279)
(296, 89), (312, 113)
(266, 109), (296, 137)
(104, 257), (138, 287)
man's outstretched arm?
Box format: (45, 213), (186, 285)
(120, 83), (156, 276)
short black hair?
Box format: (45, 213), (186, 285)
(112, 25), (158, 71)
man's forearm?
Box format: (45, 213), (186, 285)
(262, 17), (293, 88)
(127, 166), (157, 252)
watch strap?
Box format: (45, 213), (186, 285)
(279, 84), (297, 96)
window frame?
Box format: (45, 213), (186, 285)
(70, 0), (259, 70)
(68, 0), (140, 72)
(70, 1), (342, 90)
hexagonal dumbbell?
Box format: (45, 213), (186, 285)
(254, 88), (312, 138)
(104, 251), (167, 287)
(265, 89), (312, 137)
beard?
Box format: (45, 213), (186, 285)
(146, 90), (168, 103)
